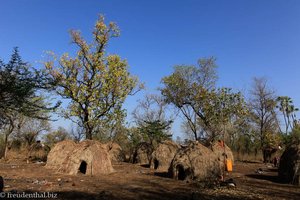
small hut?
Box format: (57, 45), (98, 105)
(132, 142), (153, 165)
(27, 141), (50, 162)
(150, 140), (180, 171)
(212, 140), (234, 166)
(278, 143), (300, 185)
(105, 142), (126, 163)
(46, 140), (114, 176)
(169, 141), (221, 182)
(46, 140), (77, 169)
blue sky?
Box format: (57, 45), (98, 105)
(1, 0), (300, 138)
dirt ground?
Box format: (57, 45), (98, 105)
(0, 160), (299, 200)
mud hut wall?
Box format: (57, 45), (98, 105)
(170, 142), (221, 181)
(46, 140), (77, 169)
(150, 141), (180, 171)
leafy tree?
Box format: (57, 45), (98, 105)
(0, 48), (56, 126)
(160, 58), (217, 140)
(45, 15), (141, 140)
(133, 94), (173, 146)
(0, 48), (58, 158)
(161, 58), (246, 142)
(138, 120), (172, 146)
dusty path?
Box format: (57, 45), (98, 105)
(0, 160), (299, 200)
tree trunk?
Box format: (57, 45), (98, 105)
(3, 133), (8, 159)
(83, 109), (93, 140)
(85, 123), (93, 140)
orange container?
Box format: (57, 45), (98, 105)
(226, 159), (233, 172)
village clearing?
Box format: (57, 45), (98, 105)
(0, 160), (299, 200)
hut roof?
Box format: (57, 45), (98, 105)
(169, 141), (221, 182)
(150, 140), (180, 171)
(132, 142), (153, 165)
(46, 140), (114, 176)
(212, 140), (234, 165)
(278, 143), (300, 185)
(104, 142), (125, 163)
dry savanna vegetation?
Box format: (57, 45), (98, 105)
(1, 15), (300, 200)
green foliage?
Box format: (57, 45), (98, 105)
(161, 58), (247, 142)
(276, 96), (299, 134)
(45, 15), (141, 139)
(0, 48), (55, 127)
(281, 123), (300, 146)
(138, 120), (172, 146)
(43, 127), (70, 147)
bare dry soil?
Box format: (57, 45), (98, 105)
(0, 160), (299, 200)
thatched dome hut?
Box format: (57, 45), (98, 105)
(212, 140), (234, 165)
(105, 142), (126, 163)
(150, 140), (180, 171)
(132, 142), (153, 165)
(46, 140), (77, 169)
(169, 141), (221, 182)
(27, 141), (50, 162)
(278, 143), (300, 185)
(46, 140), (114, 176)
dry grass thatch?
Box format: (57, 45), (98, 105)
(46, 140), (114, 176)
(212, 140), (234, 166)
(150, 140), (180, 171)
(105, 142), (126, 163)
(46, 140), (77, 169)
(132, 142), (153, 165)
(169, 141), (221, 182)
(278, 143), (300, 185)
(27, 141), (50, 162)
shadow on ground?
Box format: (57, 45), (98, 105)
(3, 189), (259, 200)
(246, 174), (281, 183)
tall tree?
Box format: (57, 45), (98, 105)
(133, 94), (173, 146)
(0, 48), (56, 126)
(0, 48), (57, 158)
(160, 58), (217, 140)
(276, 96), (299, 134)
(249, 77), (279, 157)
(45, 16), (141, 140)
(161, 58), (246, 142)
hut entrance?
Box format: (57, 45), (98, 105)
(154, 159), (159, 170)
(176, 165), (186, 180)
(79, 161), (87, 174)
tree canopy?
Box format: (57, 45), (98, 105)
(45, 16), (141, 139)
(0, 47), (57, 127)
(161, 57), (247, 142)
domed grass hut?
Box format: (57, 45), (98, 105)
(46, 140), (77, 169)
(150, 140), (180, 171)
(27, 141), (50, 162)
(46, 140), (114, 176)
(132, 142), (153, 165)
(169, 141), (221, 182)
(212, 140), (234, 166)
(105, 142), (126, 163)
(278, 143), (300, 185)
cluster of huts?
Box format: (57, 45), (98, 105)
(45, 139), (234, 182)
(6, 137), (299, 185)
